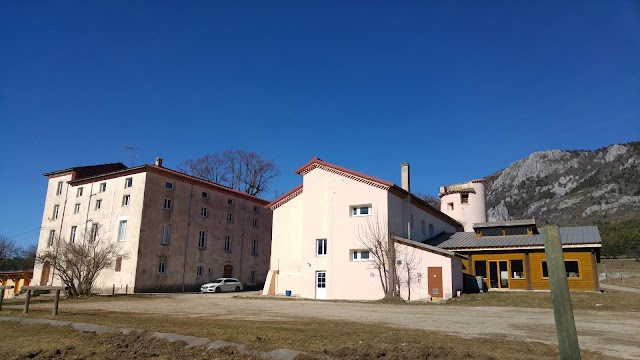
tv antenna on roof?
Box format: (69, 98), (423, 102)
(124, 145), (142, 167)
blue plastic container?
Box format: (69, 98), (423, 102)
(285, 290), (292, 296)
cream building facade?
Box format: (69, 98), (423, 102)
(262, 158), (465, 300)
(33, 159), (272, 294)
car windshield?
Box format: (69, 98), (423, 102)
(211, 279), (224, 284)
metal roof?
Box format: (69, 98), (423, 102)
(425, 226), (602, 250)
(473, 219), (537, 228)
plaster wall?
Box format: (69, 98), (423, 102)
(440, 182), (486, 232)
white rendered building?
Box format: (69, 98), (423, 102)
(33, 158), (272, 293)
(262, 158), (465, 300)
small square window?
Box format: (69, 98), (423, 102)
(125, 177), (133, 188)
(99, 182), (107, 193)
(76, 187), (83, 197)
(227, 199), (235, 206)
(461, 193), (469, 204)
(122, 195), (131, 206)
(351, 205), (372, 216)
(95, 199), (102, 210)
(74, 203), (81, 214)
(202, 191), (209, 199)
(165, 182), (175, 190)
(253, 206), (260, 213)
(352, 250), (371, 261)
(163, 198), (172, 210)
(201, 207), (208, 217)
(447, 202), (454, 211)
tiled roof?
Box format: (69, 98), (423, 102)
(425, 226), (602, 250)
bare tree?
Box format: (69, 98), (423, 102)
(395, 242), (422, 300)
(35, 224), (128, 296)
(178, 149), (280, 197)
(0, 235), (18, 261)
(414, 192), (440, 209)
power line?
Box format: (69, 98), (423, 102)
(7, 226), (42, 239)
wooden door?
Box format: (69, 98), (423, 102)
(428, 267), (443, 298)
(223, 265), (233, 278)
(40, 264), (51, 286)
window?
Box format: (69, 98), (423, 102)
(122, 195), (131, 206)
(70, 226), (77, 243)
(73, 203), (81, 214)
(542, 260), (580, 278)
(95, 199), (102, 210)
(251, 239), (258, 256)
(421, 220), (426, 235)
(196, 264), (204, 277)
(52, 205), (60, 220)
(163, 198), (172, 210)
(429, 224), (435, 238)
(253, 206), (260, 214)
(474, 261), (487, 278)
(316, 239), (327, 256)
(48, 230), (56, 246)
(351, 205), (372, 216)
(99, 182), (106, 192)
(198, 230), (207, 249)
(511, 260), (524, 279)
(461, 193), (469, 204)
(252, 218), (259, 228)
(115, 257), (122, 272)
(352, 250), (371, 261)
(447, 202), (454, 211)
(201, 207), (208, 217)
(202, 191), (209, 199)
(125, 177), (133, 188)
(226, 212), (234, 224)
(91, 223), (99, 242)
(56, 181), (63, 195)
(76, 187), (83, 197)
(227, 199), (235, 206)
(165, 182), (174, 190)
(250, 270), (256, 283)
(158, 261), (167, 275)
(118, 220), (127, 241)
(224, 235), (232, 252)
(161, 224), (171, 244)
(410, 214), (414, 229)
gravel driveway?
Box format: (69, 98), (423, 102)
(58, 292), (640, 359)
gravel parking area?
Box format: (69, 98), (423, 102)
(42, 292), (640, 359)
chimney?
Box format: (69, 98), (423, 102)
(155, 157), (163, 167)
(401, 162), (410, 192)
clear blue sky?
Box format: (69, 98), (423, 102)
(1, 1), (639, 248)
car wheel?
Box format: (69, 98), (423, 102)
(235, 286), (241, 292)
(215, 287), (221, 293)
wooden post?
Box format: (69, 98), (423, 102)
(53, 289), (61, 316)
(0, 288), (4, 311)
(112, 284), (115, 296)
(542, 225), (581, 360)
(23, 290), (31, 314)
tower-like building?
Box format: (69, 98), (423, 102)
(438, 180), (486, 232)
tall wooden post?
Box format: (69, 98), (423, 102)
(23, 290), (31, 314)
(542, 226), (581, 360)
(53, 289), (61, 316)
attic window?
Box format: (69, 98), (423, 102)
(461, 194), (469, 204)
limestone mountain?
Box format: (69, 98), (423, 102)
(484, 142), (640, 226)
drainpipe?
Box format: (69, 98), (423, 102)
(181, 184), (194, 292)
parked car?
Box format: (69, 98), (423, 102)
(200, 278), (243, 293)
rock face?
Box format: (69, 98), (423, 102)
(484, 142), (640, 225)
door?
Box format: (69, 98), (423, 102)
(223, 265), (233, 278)
(40, 263), (51, 286)
(428, 267), (443, 298)
(488, 261), (509, 289)
(315, 271), (327, 299)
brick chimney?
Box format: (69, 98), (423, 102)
(155, 157), (163, 167)
(401, 162), (410, 192)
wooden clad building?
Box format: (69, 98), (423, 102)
(426, 220), (601, 291)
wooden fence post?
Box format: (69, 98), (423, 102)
(23, 290), (31, 314)
(542, 225), (581, 360)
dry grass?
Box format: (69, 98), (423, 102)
(599, 258), (640, 289)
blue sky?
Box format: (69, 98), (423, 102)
(1, 1), (639, 248)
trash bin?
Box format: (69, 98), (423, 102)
(285, 290), (292, 296)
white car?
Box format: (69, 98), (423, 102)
(201, 278), (243, 293)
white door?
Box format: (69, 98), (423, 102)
(315, 271), (327, 299)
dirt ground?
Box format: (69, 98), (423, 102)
(40, 292), (640, 359)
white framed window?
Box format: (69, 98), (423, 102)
(91, 223), (99, 242)
(201, 207), (208, 217)
(421, 220), (426, 235)
(56, 181), (63, 196)
(163, 198), (172, 210)
(165, 182), (175, 190)
(161, 224), (171, 244)
(352, 250), (371, 261)
(251, 239), (258, 256)
(48, 230), (56, 246)
(196, 264), (204, 277)
(122, 195), (131, 206)
(125, 177), (133, 188)
(252, 218), (259, 228)
(118, 220), (127, 241)
(99, 182), (106, 193)
(70, 226), (77, 243)
(227, 198), (235, 206)
(461, 193), (469, 204)
(95, 199), (102, 210)
(351, 205), (372, 216)
(202, 191), (209, 199)
(224, 235), (232, 252)
(226, 212), (234, 224)
(52, 205), (60, 220)
(198, 230), (207, 249)
(250, 270), (256, 283)
(76, 187), (83, 197)
(158, 261), (167, 275)
(316, 239), (327, 256)
(73, 203), (81, 214)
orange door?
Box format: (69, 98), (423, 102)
(428, 267), (443, 298)
(40, 264), (51, 286)
(223, 265), (233, 278)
